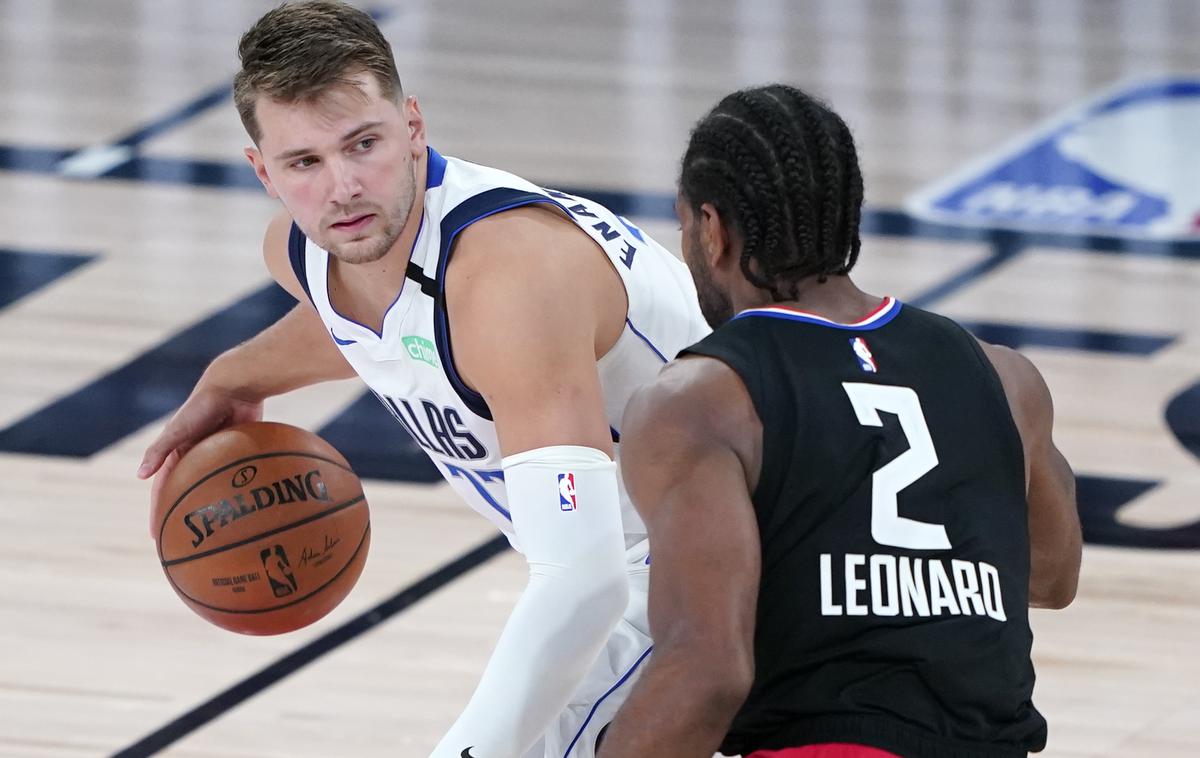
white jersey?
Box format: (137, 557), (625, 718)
(289, 147), (710, 561)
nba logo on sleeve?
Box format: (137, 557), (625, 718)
(558, 473), (577, 511)
(850, 337), (878, 373)
(907, 77), (1200, 240)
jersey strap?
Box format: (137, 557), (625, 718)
(286, 222), (312, 303)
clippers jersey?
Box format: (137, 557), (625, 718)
(288, 147), (709, 559)
(683, 300), (1046, 758)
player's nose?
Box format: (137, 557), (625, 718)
(326, 157), (363, 205)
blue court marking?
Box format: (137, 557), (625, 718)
(102, 154), (261, 188)
(6, 141), (1200, 260)
(0, 144), (73, 172)
(317, 392), (441, 483)
(1076, 475), (1200, 549)
(907, 233), (1028, 308)
(1166, 381), (1200, 463)
(110, 83), (233, 152)
(0, 283), (294, 457)
(960, 322), (1174, 356)
(110, 534), (510, 758)
(0, 248), (94, 310)
(52, 7), (396, 180)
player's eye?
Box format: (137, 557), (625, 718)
(355, 137), (376, 151)
(291, 156), (318, 169)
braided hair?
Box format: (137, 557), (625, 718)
(679, 84), (864, 300)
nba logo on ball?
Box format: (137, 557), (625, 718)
(558, 473), (577, 511)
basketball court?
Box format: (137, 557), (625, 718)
(1, 1), (1198, 756)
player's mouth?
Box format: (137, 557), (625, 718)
(330, 213), (375, 233)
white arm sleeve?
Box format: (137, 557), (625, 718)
(429, 445), (630, 758)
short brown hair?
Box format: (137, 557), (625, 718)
(234, 1), (403, 143)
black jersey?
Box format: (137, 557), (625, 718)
(683, 298), (1046, 758)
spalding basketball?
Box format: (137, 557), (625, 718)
(153, 422), (370, 635)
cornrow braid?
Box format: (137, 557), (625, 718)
(679, 84), (864, 300)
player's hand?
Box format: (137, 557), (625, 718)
(139, 385), (264, 535)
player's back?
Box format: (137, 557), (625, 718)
(683, 298), (1047, 758)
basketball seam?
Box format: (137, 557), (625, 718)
(164, 522), (371, 616)
(155, 450), (357, 557)
(160, 494), (365, 566)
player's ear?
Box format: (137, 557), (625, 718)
(245, 147), (279, 200)
(404, 95), (427, 158)
(699, 202), (733, 270)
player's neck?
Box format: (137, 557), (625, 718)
(736, 275), (884, 324)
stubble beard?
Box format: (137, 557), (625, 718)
(322, 165), (416, 265)
(322, 210), (403, 265)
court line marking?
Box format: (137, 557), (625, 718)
(110, 534), (510, 758)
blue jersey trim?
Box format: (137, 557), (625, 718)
(434, 188), (561, 420)
(562, 645), (654, 757)
(286, 222), (312, 303)
(426, 146), (447, 189)
(625, 318), (669, 363)
(733, 299), (903, 331)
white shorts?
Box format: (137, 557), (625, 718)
(525, 567), (652, 758)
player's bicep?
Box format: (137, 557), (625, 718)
(981, 340), (1081, 607)
(1018, 359), (1081, 607)
(449, 231), (614, 457)
(621, 379), (761, 669)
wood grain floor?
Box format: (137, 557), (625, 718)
(1, 1), (1198, 756)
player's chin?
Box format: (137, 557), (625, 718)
(329, 237), (388, 265)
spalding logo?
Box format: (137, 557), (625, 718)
(183, 469), (332, 549)
(231, 465), (258, 488)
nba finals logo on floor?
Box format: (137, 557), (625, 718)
(558, 473), (577, 511)
(907, 77), (1200, 239)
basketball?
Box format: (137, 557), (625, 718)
(152, 422), (370, 635)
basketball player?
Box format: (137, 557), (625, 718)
(136, 2), (708, 756)
(597, 85), (1082, 758)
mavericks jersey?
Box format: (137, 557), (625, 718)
(684, 300), (1046, 758)
(288, 147), (709, 559)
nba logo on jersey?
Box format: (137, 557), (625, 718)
(558, 473), (577, 511)
(850, 337), (878, 373)
(907, 77), (1200, 239)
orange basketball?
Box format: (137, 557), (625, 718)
(153, 421), (370, 635)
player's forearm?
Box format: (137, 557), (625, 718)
(598, 645), (748, 758)
(201, 304), (355, 401)
(430, 567), (629, 757)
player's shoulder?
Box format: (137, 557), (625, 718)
(261, 210), (307, 301)
(974, 338), (1045, 394)
(973, 337), (1054, 432)
(455, 204), (590, 267)
(624, 355), (758, 452)
(448, 203), (612, 306)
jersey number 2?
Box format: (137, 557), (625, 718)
(842, 383), (951, 550)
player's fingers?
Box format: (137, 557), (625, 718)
(138, 410), (212, 478)
(149, 449), (182, 538)
(138, 426), (184, 478)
